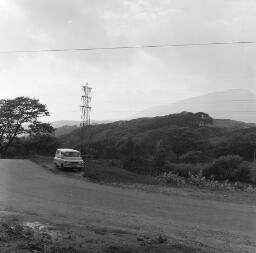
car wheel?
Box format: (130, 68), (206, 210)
(61, 164), (64, 170)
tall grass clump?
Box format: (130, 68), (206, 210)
(163, 162), (206, 178)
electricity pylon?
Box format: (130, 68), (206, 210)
(80, 83), (92, 157)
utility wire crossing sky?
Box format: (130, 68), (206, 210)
(1, 40), (256, 54)
(1, 0), (256, 122)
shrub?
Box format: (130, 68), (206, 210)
(162, 171), (186, 185)
(179, 150), (210, 163)
(203, 155), (251, 182)
(122, 156), (149, 174)
(160, 170), (256, 192)
(6, 135), (60, 157)
(163, 162), (205, 178)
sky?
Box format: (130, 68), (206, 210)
(0, 0), (256, 121)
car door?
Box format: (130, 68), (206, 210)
(54, 150), (61, 166)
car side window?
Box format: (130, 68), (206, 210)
(56, 151), (61, 158)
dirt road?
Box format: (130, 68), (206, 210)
(0, 159), (255, 252)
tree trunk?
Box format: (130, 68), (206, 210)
(0, 149), (6, 158)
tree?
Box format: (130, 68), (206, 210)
(152, 140), (166, 175)
(28, 121), (55, 136)
(121, 137), (149, 173)
(0, 97), (53, 157)
(152, 139), (176, 175)
(195, 112), (213, 127)
(227, 133), (256, 161)
(7, 135), (60, 157)
(168, 129), (199, 160)
(203, 155), (251, 182)
(179, 150), (206, 164)
(172, 111), (213, 128)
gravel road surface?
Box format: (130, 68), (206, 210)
(0, 159), (255, 252)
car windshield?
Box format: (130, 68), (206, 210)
(62, 152), (81, 157)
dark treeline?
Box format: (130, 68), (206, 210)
(7, 111), (256, 182)
(59, 112), (256, 182)
(6, 135), (60, 158)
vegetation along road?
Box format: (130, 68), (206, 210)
(0, 159), (255, 252)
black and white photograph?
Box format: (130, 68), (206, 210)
(0, 0), (256, 252)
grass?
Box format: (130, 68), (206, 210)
(84, 159), (158, 184)
(30, 156), (158, 185)
(30, 155), (256, 186)
(0, 217), (212, 253)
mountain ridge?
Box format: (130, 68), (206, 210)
(51, 120), (111, 129)
(133, 88), (256, 123)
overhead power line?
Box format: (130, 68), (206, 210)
(175, 99), (256, 102)
(1, 40), (256, 54)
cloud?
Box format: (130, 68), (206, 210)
(1, 0), (256, 120)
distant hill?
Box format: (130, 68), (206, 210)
(51, 120), (111, 129)
(60, 112), (236, 148)
(53, 116), (256, 137)
(212, 119), (256, 128)
(52, 120), (112, 137)
(51, 120), (80, 128)
(59, 112), (256, 168)
(55, 125), (78, 137)
(134, 89), (256, 123)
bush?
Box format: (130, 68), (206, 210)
(162, 171), (186, 185)
(179, 150), (210, 163)
(161, 171), (256, 192)
(6, 135), (60, 157)
(122, 156), (149, 174)
(163, 162), (205, 178)
(203, 155), (251, 182)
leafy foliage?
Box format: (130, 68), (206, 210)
(179, 150), (210, 164)
(59, 111), (255, 182)
(163, 162), (205, 178)
(0, 97), (53, 156)
(163, 155), (251, 183)
(203, 155), (251, 182)
(218, 133), (256, 160)
(121, 137), (150, 173)
(161, 171), (256, 192)
(6, 135), (60, 157)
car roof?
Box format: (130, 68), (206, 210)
(57, 149), (80, 153)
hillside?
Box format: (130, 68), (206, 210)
(212, 119), (256, 128)
(60, 113), (256, 147)
(134, 89), (256, 123)
(55, 125), (78, 137)
(55, 117), (255, 137)
(51, 120), (111, 128)
(59, 112), (256, 169)
(51, 120), (80, 128)
(53, 120), (112, 137)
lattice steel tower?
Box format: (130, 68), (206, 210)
(80, 83), (92, 157)
(80, 83), (92, 127)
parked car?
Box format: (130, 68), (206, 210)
(53, 148), (84, 171)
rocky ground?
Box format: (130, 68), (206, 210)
(0, 212), (213, 253)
